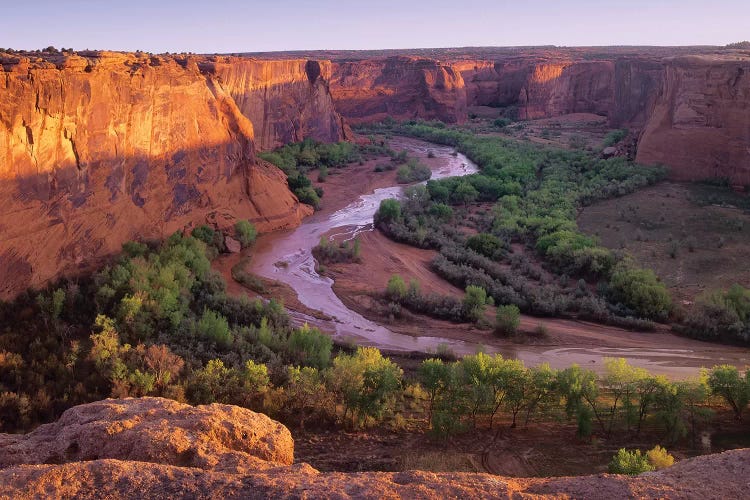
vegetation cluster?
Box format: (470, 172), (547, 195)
(259, 139), (392, 209)
(370, 121), (669, 328)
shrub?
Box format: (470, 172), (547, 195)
(396, 158), (432, 183)
(608, 262), (672, 321)
(288, 323), (333, 370)
(197, 309), (232, 347)
(603, 129), (628, 148)
(646, 445), (674, 470)
(313, 237), (362, 264)
(495, 304), (520, 336)
(466, 233), (503, 259)
(375, 199), (401, 226)
(386, 275), (408, 301)
(462, 285), (487, 322)
(235, 220), (257, 248)
(608, 448), (655, 475)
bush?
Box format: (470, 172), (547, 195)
(646, 445), (674, 470)
(603, 129), (628, 148)
(396, 158), (432, 184)
(313, 237), (362, 265)
(608, 262), (671, 321)
(608, 448), (655, 475)
(235, 220), (257, 248)
(466, 233), (504, 259)
(386, 275), (407, 301)
(495, 304), (520, 336)
(288, 323), (333, 370)
(375, 199), (401, 226)
(463, 285), (487, 322)
(197, 309), (232, 347)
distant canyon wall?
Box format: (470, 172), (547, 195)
(0, 51), (345, 297)
(327, 52), (750, 184)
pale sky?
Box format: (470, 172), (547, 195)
(4, 0), (749, 53)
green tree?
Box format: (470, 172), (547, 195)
(287, 323), (333, 369)
(707, 365), (749, 420)
(235, 220), (257, 248)
(285, 366), (332, 429)
(375, 199), (401, 226)
(495, 304), (521, 336)
(462, 285), (487, 322)
(386, 274), (408, 301)
(608, 262), (672, 320)
(466, 233), (503, 258)
(197, 309), (232, 347)
(419, 358), (453, 424)
(327, 347), (403, 427)
(453, 181), (479, 207)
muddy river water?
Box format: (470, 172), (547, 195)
(249, 138), (749, 378)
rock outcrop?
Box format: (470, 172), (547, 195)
(0, 51), (346, 298)
(0, 398), (748, 499)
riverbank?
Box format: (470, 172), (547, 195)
(216, 136), (750, 379)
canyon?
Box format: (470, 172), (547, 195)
(1, 46), (749, 297)
(301, 47), (749, 184)
(0, 397), (747, 498)
(0, 51), (346, 297)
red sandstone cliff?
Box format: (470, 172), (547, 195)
(325, 49), (749, 184)
(0, 398), (748, 499)
(203, 57), (349, 150)
(636, 54), (750, 184)
(329, 57), (468, 124)
(0, 51), (344, 298)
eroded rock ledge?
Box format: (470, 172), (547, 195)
(0, 397), (747, 499)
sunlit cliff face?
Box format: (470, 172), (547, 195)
(0, 51), (344, 297)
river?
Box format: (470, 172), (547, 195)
(248, 137), (749, 378)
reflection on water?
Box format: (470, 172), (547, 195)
(249, 137), (749, 378)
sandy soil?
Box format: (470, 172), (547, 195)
(325, 230), (750, 361)
(579, 181), (750, 304)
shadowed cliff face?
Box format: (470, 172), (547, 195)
(202, 57), (349, 150)
(0, 51), (342, 298)
(329, 57), (468, 124)
(636, 55), (750, 184)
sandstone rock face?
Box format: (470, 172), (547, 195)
(514, 60), (615, 120)
(202, 57), (349, 150)
(329, 57), (468, 124)
(636, 55), (750, 184)
(0, 397), (294, 473)
(323, 48), (750, 185)
(0, 398), (748, 499)
(0, 51), (342, 298)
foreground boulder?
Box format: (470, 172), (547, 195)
(0, 398), (293, 473)
(0, 398), (748, 499)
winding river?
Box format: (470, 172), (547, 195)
(248, 137), (749, 378)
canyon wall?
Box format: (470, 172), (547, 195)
(636, 55), (750, 184)
(329, 57), (467, 124)
(0, 51), (345, 298)
(324, 49), (750, 184)
(204, 57), (348, 150)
